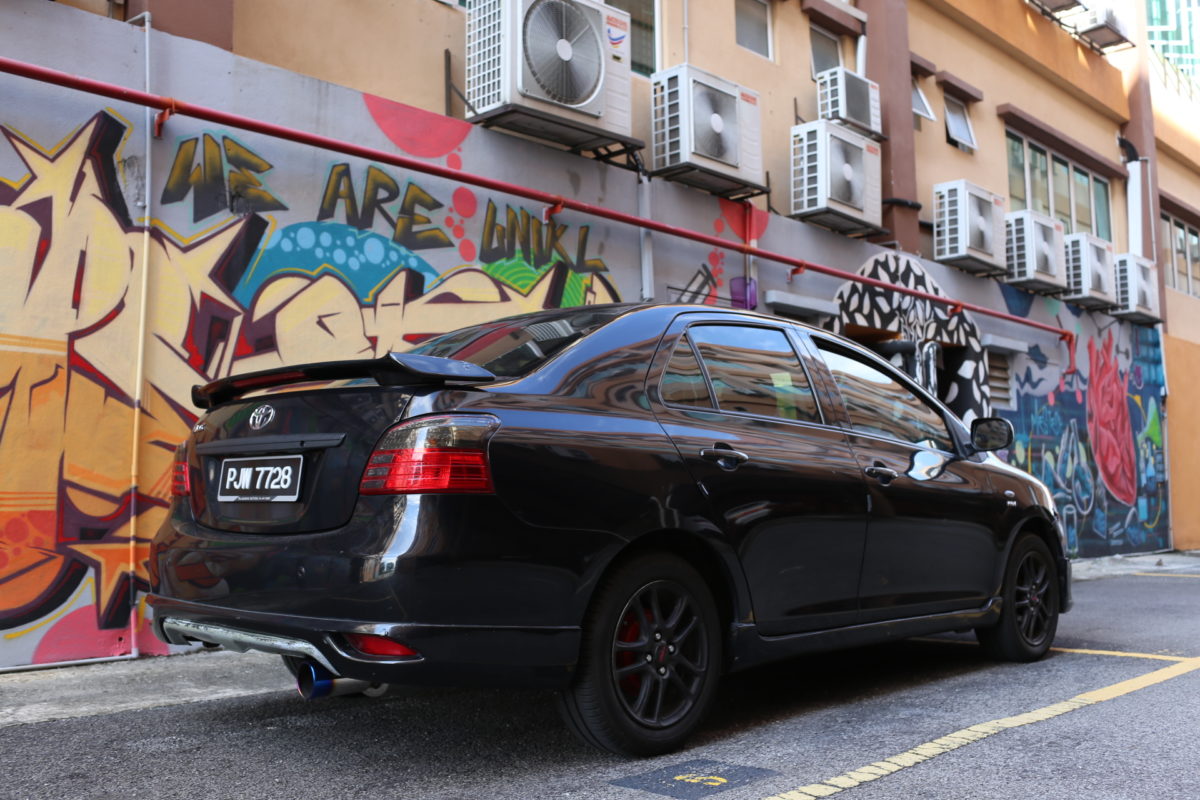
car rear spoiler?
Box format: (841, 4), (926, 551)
(191, 353), (497, 409)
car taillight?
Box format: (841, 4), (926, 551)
(344, 632), (420, 658)
(171, 450), (191, 497)
(360, 414), (499, 495)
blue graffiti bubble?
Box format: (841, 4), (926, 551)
(363, 237), (385, 265)
(233, 221), (439, 307)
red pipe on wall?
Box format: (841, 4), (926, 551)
(0, 55), (1077, 369)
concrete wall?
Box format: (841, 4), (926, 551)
(0, 0), (1172, 670)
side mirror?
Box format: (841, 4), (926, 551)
(970, 417), (1013, 452)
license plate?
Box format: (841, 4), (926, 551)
(217, 455), (304, 502)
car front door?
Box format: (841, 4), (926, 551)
(649, 315), (868, 635)
(810, 337), (1005, 622)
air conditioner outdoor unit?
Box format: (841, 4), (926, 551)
(1071, 5), (1131, 49)
(1004, 210), (1067, 293)
(1062, 232), (1116, 308)
(790, 120), (882, 233)
(1112, 253), (1161, 323)
(465, 0), (632, 146)
(933, 180), (1007, 275)
(816, 67), (882, 139)
(650, 64), (765, 197)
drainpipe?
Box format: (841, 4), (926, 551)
(638, 173), (654, 301)
(125, 10), (153, 660)
(682, 0), (690, 64)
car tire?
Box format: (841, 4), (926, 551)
(976, 533), (1060, 662)
(557, 553), (722, 756)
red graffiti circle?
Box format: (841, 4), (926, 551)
(1085, 333), (1136, 506)
(453, 187), (478, 218)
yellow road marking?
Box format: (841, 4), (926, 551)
(1131, 572), (1200, 579)
(916, 637), (1187, 663)
(1050, 646), (1189, 662)
(762, 657), (1200, 800)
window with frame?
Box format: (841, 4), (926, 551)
(912, 78), (935, 126)
(815, 342), (954, 451)
(810, 24), (843, 78)
(673, 325), (820, 423)
(1006, 131), (1112, 240)
(606, 0), (655, 76)
(1161, 212), (1200, 296)
(736, 0), (772, 59)
(943, 95), (976, 152)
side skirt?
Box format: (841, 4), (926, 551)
(726, 598), (1003, 673)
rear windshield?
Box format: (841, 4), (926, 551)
(404, 305), (630, 378)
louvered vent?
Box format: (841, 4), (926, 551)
(987, 350), (1013, 411)
(792, 125), (820, 213)
(934, 184), (961, 261)
(1065, 236), (1084, 293)
(652, 72), (682, 169)
(466, 0), (505, 112)
(1006, 215), (1026, 276)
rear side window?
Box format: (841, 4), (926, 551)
(682, 325), (820, 423)
(661, 335), (714, 408)
(404, 307), (626, 377)
(815, 342), (953, 451)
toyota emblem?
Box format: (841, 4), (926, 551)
(248, 404), (276, 430)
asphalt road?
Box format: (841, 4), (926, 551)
(3, 556), (1199, 800)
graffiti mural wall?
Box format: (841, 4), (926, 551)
(997, 290), (1168, 558)
(0, 17), (632, 667)
(828, 255), (1168, 560)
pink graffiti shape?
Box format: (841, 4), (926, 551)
(1086, 332), (1137, 506)
(453, 187), (478, 218)
(718, 198), (770, 243)
(33, 606), (130, 664)
(363, 94), (472, 158)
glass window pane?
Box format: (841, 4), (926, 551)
(816, 343), (954, 451)
(689, 325), (819, 423)
(912, 79), (935, 120)
(1030, 146), (1051, 216)
(736, 0), (771, 58)
(1052, 156), (1072, 231)
(1160, 215), (1175, 289)
(1073, 167), (1092, 235)
(606, 0), (656, 76)
(1093, 177), (1111, 241)
(1190, 229), (1200, 296)
(810, 27), (842, 77)
(1007, 133), (1027, 211)
(944, 96), (976, 150)
(661, 335), (713, 408)
(1175, 221), (1189, 292)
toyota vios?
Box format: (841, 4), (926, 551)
(150, 303), (1070, 755)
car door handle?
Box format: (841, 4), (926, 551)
(700, 447), (750, 468)
(864, 465), (900, 481)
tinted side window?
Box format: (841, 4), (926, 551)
(816, 342), (953, 451)
(687, 325), (820, 422)
(661, 334), (714, 408)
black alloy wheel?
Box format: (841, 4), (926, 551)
(977, 533), (1060, 662)
(558, 553), (721, 756)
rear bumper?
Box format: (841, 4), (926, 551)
(149, 594), (581, 689)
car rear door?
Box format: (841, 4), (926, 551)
(809, 336), (1005, 622)
(649, 314), (868, 635)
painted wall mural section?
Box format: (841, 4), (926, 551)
(0, 91), (622, 669)
(828, 255), (1167, 560)
(997, 289), (1167, 558)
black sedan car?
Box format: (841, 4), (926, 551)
(150, 303), (1070, 755)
